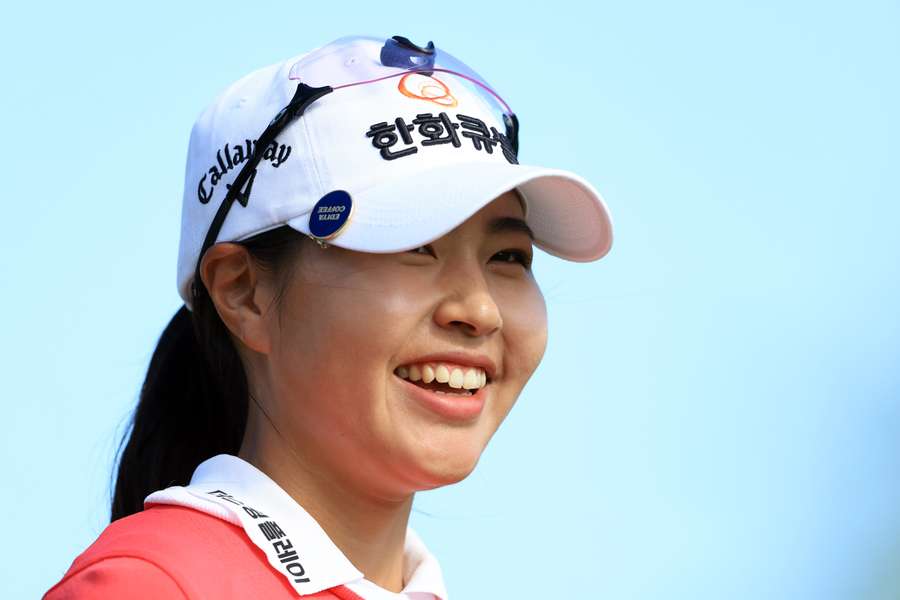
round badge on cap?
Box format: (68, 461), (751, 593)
(309, 190), (354, 240)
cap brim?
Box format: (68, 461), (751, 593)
(286, 160), (613, 261)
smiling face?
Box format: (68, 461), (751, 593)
(224, 190), (548, 499)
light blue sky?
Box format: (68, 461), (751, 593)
(3, 2), (898, 598)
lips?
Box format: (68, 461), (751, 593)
(393, 368), (487, 421)
(392, 352), (496, 420)
(397, 377), (490, 422)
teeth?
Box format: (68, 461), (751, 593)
(449, 368), (464, 389)
(463, 369), (479, 389)
(396, 362), (488, 390)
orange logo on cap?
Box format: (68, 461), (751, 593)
(397, 73), (458, 107)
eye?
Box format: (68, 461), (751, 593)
(491, 249), (532, 269)
(408, 244), (436, 258)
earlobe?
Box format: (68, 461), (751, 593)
(199, 244), (273, 354)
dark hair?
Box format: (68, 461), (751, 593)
(110, 225), (306, 522)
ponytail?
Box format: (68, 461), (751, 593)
(111, 225), (305, 521)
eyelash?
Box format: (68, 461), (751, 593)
(493, 249), (532, 268)
(409, 246), (532, 269)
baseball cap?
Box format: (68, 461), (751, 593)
(177, 34), (613, 309)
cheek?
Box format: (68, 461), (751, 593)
(493, 281), (548, 417)
(503, 282), (548, 369)
(277, 259), (424, 349)
(268, 268), (434, 417)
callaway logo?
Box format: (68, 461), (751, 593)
(197, 138), (292, 204)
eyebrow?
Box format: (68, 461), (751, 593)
(487, 216), (535, 240)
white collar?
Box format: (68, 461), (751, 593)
(144, 454), (447, 599)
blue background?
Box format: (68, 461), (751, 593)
(2, 2), (898, 598)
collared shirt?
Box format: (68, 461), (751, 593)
(143, 454), (447, 600)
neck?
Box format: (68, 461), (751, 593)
(238, 419), (413, 593)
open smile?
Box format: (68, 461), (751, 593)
(393, 366), (488, 421)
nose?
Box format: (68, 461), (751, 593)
(432, 267), (503, 337)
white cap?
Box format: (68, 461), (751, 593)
(177, 35), (613, 308)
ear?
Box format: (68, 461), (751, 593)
(199, 243), (275, 355)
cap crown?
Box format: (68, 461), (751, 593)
(178, 37), (515, 304)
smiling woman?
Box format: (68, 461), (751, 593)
(43, 35), (613, 600)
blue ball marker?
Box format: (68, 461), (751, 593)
(309, 190), (353, 240)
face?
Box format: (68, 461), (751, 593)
(243, 190), (547, 499)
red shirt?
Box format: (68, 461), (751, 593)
(43, 455), (447, 599)
(43, 504), (368, 599)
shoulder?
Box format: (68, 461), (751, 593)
(43, 504), (302, 599)
(43, 555), (187, 599)
(59, 503), (254, 571)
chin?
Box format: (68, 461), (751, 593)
(405, 435), (488, 490)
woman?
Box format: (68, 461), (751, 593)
(43, 35), (613, 599)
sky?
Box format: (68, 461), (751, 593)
(2, 1), (899, 598)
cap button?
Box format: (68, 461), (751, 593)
(309, 190), (353, 240)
